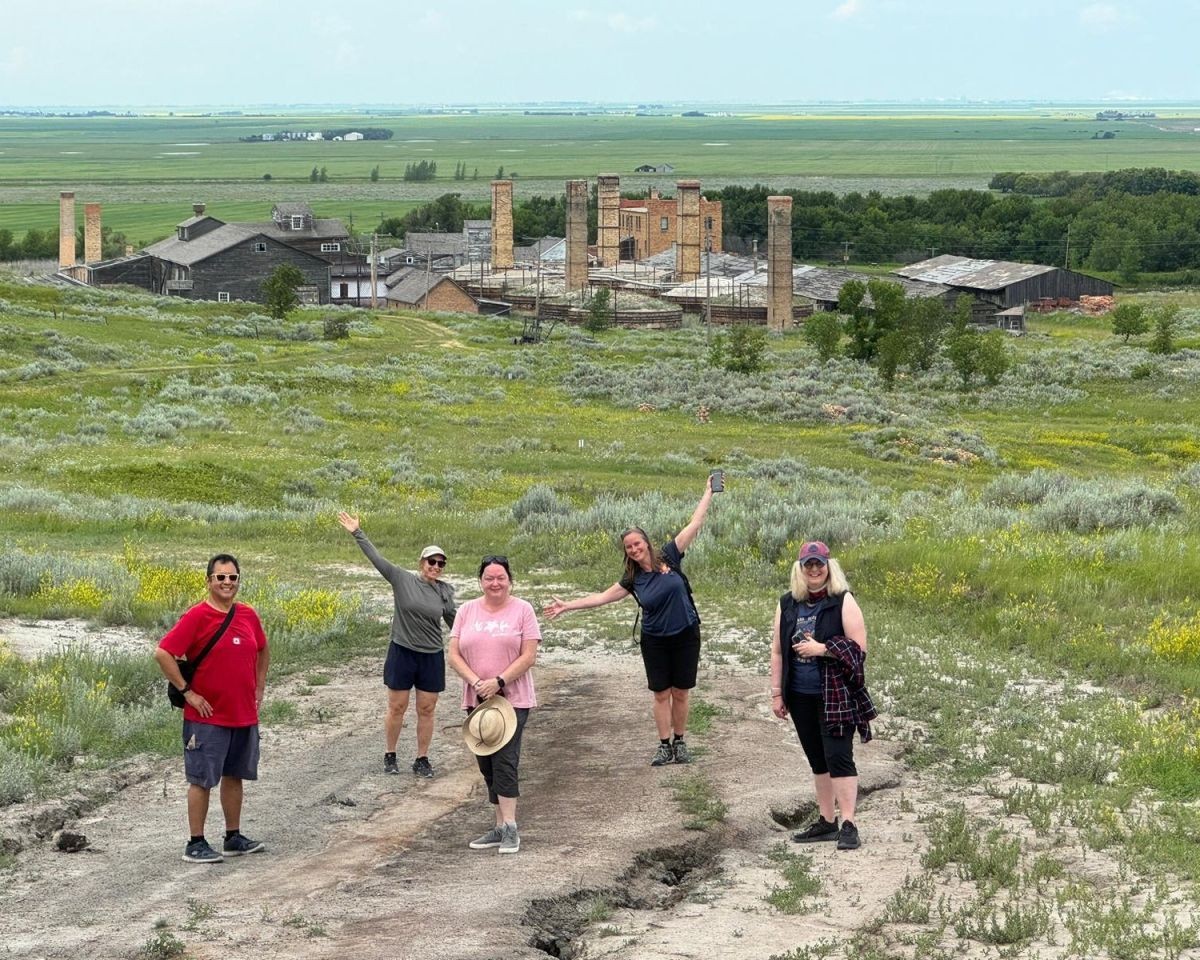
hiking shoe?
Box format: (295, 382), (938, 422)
(650, 743), (674, 766)
(412, 756), (434, 779)
(792, 816), (839, 844)
(498, 823), (520, 855)
(837, 820), (861, 851)
(223, 832), (265, 857)
(383, 753), (399, 775)
(672, 740), (692, 764)
(468, 827), (504, 850)
(182, 838), (223, 864)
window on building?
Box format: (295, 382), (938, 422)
(338, 283), (349, 299)
(290, 216), (304, 230)
(705, 216), (714, 231)
(217, 292), (230, 303)
(252, 241), (267, 253)
(405, 256), (415, 265)
(321, 242), (341, 252)
(660, 217), (670, 232)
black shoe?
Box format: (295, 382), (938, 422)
(837, 820), (860, 851)
(182, 838), (223, 864)
(412, 756), (434, 779)
(383, 753), (399, 775)
(223, 832), (265, 857)
(792, 816), (839, 843)
(650, 743), (674, 766)
(672, 740), (692, 764)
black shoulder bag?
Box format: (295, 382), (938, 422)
(167, 604), (237, 708)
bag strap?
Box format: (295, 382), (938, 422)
(187, 603), (238, 674)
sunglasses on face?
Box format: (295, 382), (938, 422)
(425, 558), (447, 568)
(211, 573), (239, 582)
(801, 560), (826, 571)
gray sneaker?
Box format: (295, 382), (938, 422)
(468, 826), (504, 850)
(412, 756), (434, 779)
(182, 838), (223, 864)
(650, 743), (674, 766)
(672, 740), (692, 764)
(498, 823), (520, 855)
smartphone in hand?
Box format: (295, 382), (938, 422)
(710, 469), (725, 493)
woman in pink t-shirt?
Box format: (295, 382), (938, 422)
(448, 555), (542, 855)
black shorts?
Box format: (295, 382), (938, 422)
(384, 642), (446, 693)
(639, 623), (701, 692)
(182, 721), (260, 789)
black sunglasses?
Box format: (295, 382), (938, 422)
(801, 560), (827, 570)
(425, 557), (447, 568)
(211, 573), (240, 582)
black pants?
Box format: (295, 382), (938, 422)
(786, 692), (856, 778)
(475, 707), (529, 803)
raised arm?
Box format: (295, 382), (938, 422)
(544, 582), (630, 620)
(338, 511), (399, 581)
(674, 476), (715, 554)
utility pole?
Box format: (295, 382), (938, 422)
(370, 232), (378, 309)
(843, 241), (851, 264)
(423, 240), (432, 310)
(705, 224), (712, 342)
(1064, 223), (1071, 269)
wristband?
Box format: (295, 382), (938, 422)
(180, 682), (191, 694)
(497, 676), (506, 689)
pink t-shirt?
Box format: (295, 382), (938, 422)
(451, 596), (542, 709)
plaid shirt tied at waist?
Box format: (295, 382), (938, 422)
(821, 635), (878, 743)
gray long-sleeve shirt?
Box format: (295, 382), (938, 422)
(352, 530), (456, 653)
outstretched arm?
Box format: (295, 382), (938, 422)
(674, 476), (715, 554)
(337, 511), (398, 581)
(544, 583), (630, 620)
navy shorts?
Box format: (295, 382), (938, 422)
(640, 623), (701, 692)
(384, 642), (446, 693)
(182, 721), (260, 789)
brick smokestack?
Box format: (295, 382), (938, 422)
(193, 203), (205, 217)
(84, 203), (103, 264)
(59, 192), (76, 269)
(490, 180), (514, 269)
(767, 196), (793, 332)
(565, 179), (588, 292)
(597, 174), (620, 267)
(675, 180), (701, 282)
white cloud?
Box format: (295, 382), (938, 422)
(1079, 3), (1121, 28)
(830, 0), (863, 20)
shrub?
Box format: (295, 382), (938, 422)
(511, 484), (571, 524)
(323, 314), (350, 340)
(583, 288), (612, 333)
(803, 312), (842, 362)
(1033, 481), (1182, 532)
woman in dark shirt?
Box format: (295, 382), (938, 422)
(545, 478), (714, 766)
(770, 541), (873, 851)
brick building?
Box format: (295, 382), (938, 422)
(619, 189), (722, 261)
(385, 268), (478, 313)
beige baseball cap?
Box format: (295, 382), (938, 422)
(420, 545), (447, 561)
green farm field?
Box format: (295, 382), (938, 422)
(3, 280), (1200, 954)
(3, 105), (1200, 243)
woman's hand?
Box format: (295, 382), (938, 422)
(793, 639), (827, 658)
(336, 511), (360, 534)
(474, 677), (502, 699)
(544, 597), (568, 620)
(771, 694), (788, 719)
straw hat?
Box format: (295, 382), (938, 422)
(462, 696), (518, 756)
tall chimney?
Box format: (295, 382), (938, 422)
(767, 196), (793, 333)
(490, 180), (514, 269)
(193, 203), (206, 217)
(58, 192), (76, 269)
(565, 179), (588, 292)
(84, 203), (103, 264)
(597, 174), (620, 267)
(675, 180), (701, 282)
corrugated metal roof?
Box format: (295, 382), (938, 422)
(272, 202), (315, 218)
(892, 254), (1054, 290)
(739, 265), (948, 304)
(387, 272), (459, 305)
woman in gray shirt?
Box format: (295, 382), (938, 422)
(338, 512), (456, 777)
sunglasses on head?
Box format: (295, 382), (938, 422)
(211, 573), (239, 582)
(481, 555), (508, 566)
(425, 557), (447, 568)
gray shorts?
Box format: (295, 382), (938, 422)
(182, 721), (260, 789)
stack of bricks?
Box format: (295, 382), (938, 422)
(84, 203), (103, 264)
(59, 192), (76, 269)
(675, 180), (701, 282)
(565, 180), (588, 292)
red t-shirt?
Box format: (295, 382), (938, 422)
(159, 601), (268, 728)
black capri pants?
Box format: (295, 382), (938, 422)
(475, 707), (530, 803)
(785, 692), (857, 778)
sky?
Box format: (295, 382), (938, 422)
(1, 0), (1196, 107)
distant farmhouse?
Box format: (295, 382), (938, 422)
(634, 163), (675, 174)
(87, 203), (348, 305)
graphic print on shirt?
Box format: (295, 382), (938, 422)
(470, 617), (517, 635)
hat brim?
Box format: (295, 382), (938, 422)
(462, 696), (518, 756)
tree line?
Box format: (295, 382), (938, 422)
(0, 226), (132, 263)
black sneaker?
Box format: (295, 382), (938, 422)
(650, 743), (674, 766)
(837, 820), (861, 851)
(672, 740), (692, 764)
(792, 816), (839, 844)
(412, 756), (434, 779)
(182, 838), (223, 864)
(383, 753), (399, 775)
(223, 832), (265, 857)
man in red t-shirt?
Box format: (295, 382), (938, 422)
(154, 553), (270, 864)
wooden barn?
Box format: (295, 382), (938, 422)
(892, 255), (1113, 309)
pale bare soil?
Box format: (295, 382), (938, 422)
(0, 637), (908, 960)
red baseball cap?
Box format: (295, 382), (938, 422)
(798, 541), (830, 563)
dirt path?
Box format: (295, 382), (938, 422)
(0, 647), (909, 960)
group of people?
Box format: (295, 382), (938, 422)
(155, 475), (877, 862)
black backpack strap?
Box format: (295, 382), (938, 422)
(189, 603), (238, 675)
